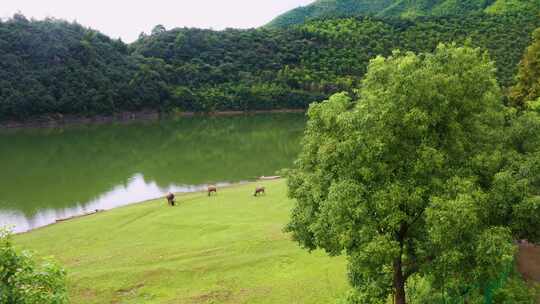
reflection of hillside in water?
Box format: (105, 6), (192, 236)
(141, 116), (304, 185)
(0, 114), (305, 218)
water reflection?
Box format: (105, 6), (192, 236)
(0, 114), (305, 232)
(0, 173), (239, 233)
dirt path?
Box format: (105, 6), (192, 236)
(517, 242), (540, 303)
(518, 243), (540, 283)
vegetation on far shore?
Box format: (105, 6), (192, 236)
(266, 0), (540, 28)
(1, 10), (539, 121)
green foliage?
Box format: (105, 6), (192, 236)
(298, 13), (539, 90)
(267, 0), (540, 28)
(129, 13), (538, 115)
(492, 271), (538, 303)
(13, 181), (350, 303)
(267, 0), (395, 28)
(485, 0), (540, 14)
(503, 98), (540, 242)
(335, 289), (388, 304)
(285, 44), (540, 303)
(510, 28), (540, 106)
(0, 16), (140, 120)
(406, 267), (537, 303)
(0, 12), (538, 121)
(0, 228), (68, 304)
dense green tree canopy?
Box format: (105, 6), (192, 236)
(285, 44), (540, 303)
(510, 28), (540, 106)
(0, 11), (538, 121)
(0, 15), (140, 120)
(129, 12), (539, 113)
(267, 0), (540, 28)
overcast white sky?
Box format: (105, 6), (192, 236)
(1, 0), (314, 42)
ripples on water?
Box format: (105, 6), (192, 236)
(0, 114), (305, 233)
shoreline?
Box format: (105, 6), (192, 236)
(13, 178), (281, 235)
(13, 177), (347, 304)
(0, 109), (305, 129)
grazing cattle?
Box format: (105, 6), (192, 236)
(166, 192), (175, 206)
(208, 185), (217, 196)
(254, 186), (265, 196)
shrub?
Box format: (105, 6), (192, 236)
(0, 228), (68, 304)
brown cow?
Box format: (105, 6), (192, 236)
(166, 192), (176, 206)
(254, 186), (265, 196)
(208, 185), (217, 196)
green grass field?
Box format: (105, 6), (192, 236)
(14, 180), (348, 304)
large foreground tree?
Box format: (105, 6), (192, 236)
(286, 44), (540, 303)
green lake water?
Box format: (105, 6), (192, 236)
(0, 113), (305, 233)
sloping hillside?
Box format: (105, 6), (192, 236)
(132, 13), (539, 105)
(0, 15), (140, 120)
(2, 12), (538, 120)
(267, 0), (540, 28)
(267, 0), (394, 28)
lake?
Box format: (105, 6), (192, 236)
(0, 113), (305, 233)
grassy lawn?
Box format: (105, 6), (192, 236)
(14, 180), (348, 304)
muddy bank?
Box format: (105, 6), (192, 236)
(517, 242), (540, 283)
(0, 109), (305, 129)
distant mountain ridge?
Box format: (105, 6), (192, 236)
(267, 0), (540, 28)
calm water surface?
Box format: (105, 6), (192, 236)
(0, 114), (305, 233)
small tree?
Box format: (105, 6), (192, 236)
(151, 24), (167, 36)
(286, 44), (540, 304)
(0, 229), (68, 304)
(510, 28), (540, 106)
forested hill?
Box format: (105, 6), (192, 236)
(0, 14), (152, 119)
(267, 0), (540, 28)
(1, 12), (539, 121)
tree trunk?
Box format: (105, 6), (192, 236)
(394, 257), (407, 304)
(394, 222), (408, 304)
